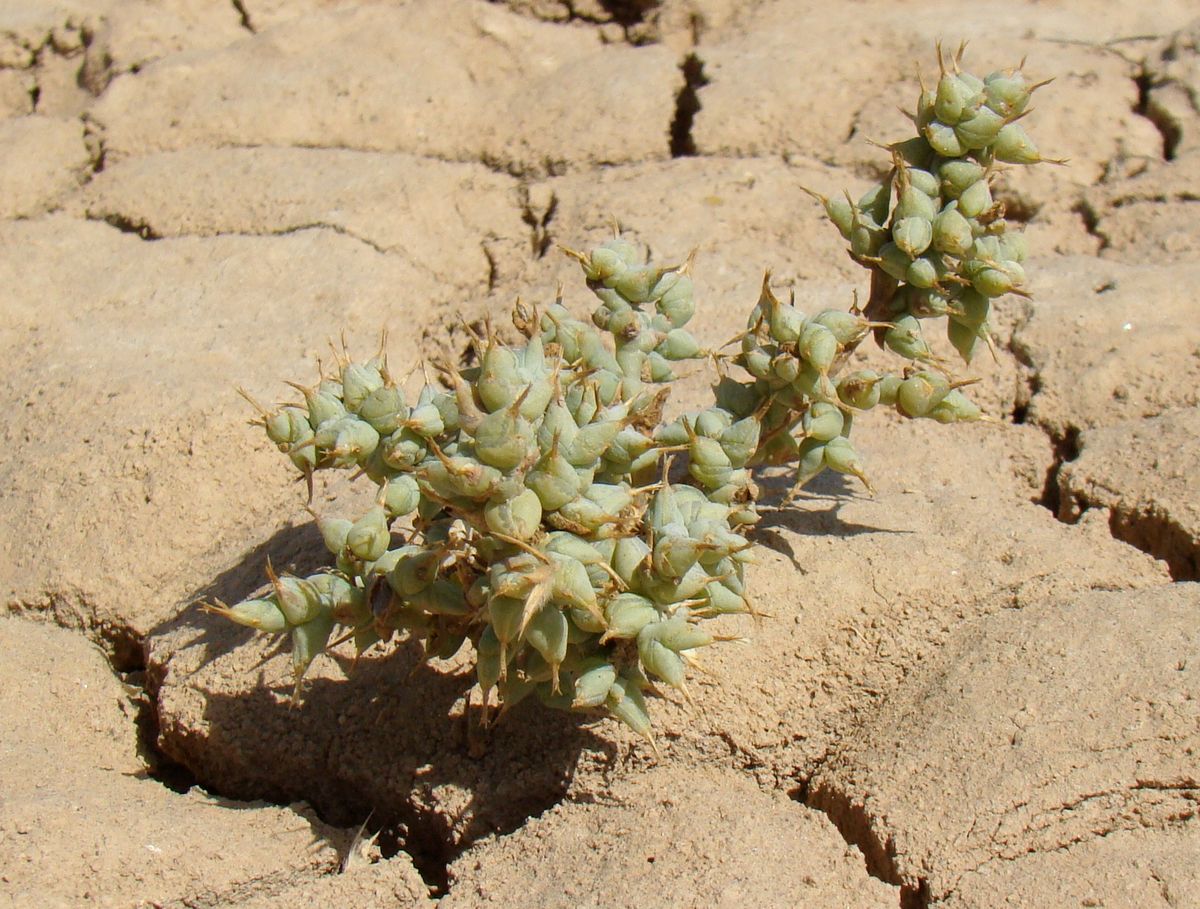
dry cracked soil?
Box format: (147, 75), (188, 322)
(1, 1), (1198, 907)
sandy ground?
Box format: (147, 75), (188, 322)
(1, 1), (1198, 906)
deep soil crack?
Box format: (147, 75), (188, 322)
(1134, 65), (1183, 161)
(669, 53), (708, 158)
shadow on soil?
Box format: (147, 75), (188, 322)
(146, 520), (618, 893)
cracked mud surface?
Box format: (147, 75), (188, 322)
(2, 1), (1198, 907)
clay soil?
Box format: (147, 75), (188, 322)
(1, 1), (1198, 907)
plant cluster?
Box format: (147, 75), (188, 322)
(209, 48), (1051, 742)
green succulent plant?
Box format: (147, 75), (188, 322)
(209, 47), (1052, 745)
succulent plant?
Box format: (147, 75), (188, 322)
(209, 47), (1051, 744)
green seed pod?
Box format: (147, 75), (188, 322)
(583, 245), (625, 282)
(906, 287), (952, 318)
(488, 595), (526, 653)
(998, 231), (1028, 263)
(411, 579), (469, 617)
(652, 531), (709, 580)
(992, 122), (1043, 165)
(389, 547), (440, 596)
(701, 580), (749, 616)
(340, 363), (384, 413)
(929, 388), (983, 423)
(892, 216), (933, 258)
(932, 202), (974, 257)
(935, 72), (975, 124)
(714, 377), (758, 419)
(646, 351), (675, 382)
(555, 495), (616, 534)
(638, 636), (686, 689)
(653, 614), (714, 652)
(857, 180), (892, 224)
(954, 105), (1005, 150)
(572, 660), (618, 708)
(550, 554), (600, 614)
(611, 265), (662, 305)
(821, 194), (855, 239)
(971, 265), (1017, 297)
(347, 505), (390, 562)
(383, 475), (420, 519)
(317, 416), (380, 467)
(802, 401), (845, 442)
(484, 489), (543, 541)
(523, 605), (568, 686)
(719, 416), (761, 468)
(798, 322), (839, 374)
(611, 535), (651, 587)
(300, 386), (346, 428)
(655, 273), (695, 328)
(473, 398), (535, 471)
(793, 363), (839, 404)
(688, 430), (731, 473)
(925, 120), (966, 157)
(291, 611), (335, 686)
(916, 87), (936, 129)
(476, 624), (504, 695)
(877, 373), (903, 406)
(478, 345), (521, 412)
(265, 407), (311, 448)
(691, 407), (730, 439)
(813, 310), (870, 347)
(849, 210), (886, 259)
(896, 371), (951, 418)
(206, 597), (289, 633)
(953, 288), (991, 329)
(984, 71), (1032, 118)
(528, 437), (584, 512)
(271, 573), (323, 626)
(606, 672), (652, 739)
(566, 419), (623, 469)
(895, 185), (939, 222)
(603, 593), (660, 641)
(936, 159), (985, 198)
(823, 436), (871, 489)
(957, 180), (993, 219)
(910, 166), (942, 195)
(357, 384), (406, 434)
(906, 255), (940, 289)
(404, 403), (445, 437)
(877, 242), (914, 282)
(382, 428), (427, 469)
(436, 448), (503, 500)
(793, 437), (827, 488)
(657, 328), (701, 361)
(837, 370), (882, 410)
(315, 515), (353, 557)
(884, 315), (933, 361)
(947, 318), (982, 363)
(891, 136), (935, 168)
(740, 346), (772, 381)
(771, 353), (799, 384)
(688, 457), (734, 490)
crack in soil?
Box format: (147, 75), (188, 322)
(1134, 65), (1183, 161)
(669, 52), (708, 158)
(231, 0), (257, 34)
(518, 182), (558, 258)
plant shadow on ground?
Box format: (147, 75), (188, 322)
(752, 469), (914, 567)
(150, 519), (619, 885)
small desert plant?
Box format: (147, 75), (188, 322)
(210, 46), (1052, 745)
